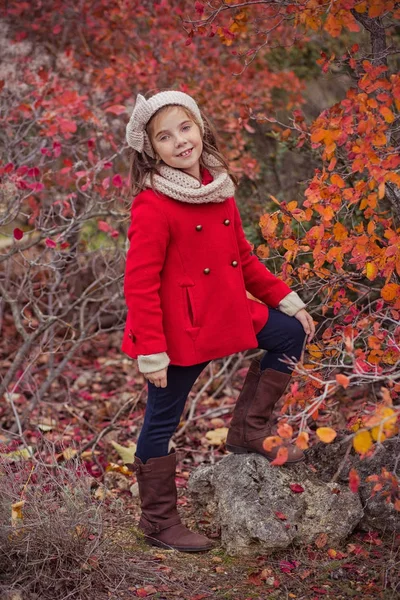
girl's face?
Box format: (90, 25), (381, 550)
(149, 106), (203, 179)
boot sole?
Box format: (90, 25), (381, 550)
(226, 444), (305, 464)
(144, 536), (213, 552)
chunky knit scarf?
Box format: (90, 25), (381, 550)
(144, 153), (235, 204)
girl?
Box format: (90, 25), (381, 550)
(123, 91), (315, 553)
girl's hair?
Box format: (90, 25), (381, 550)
(127, 104), (238, 196)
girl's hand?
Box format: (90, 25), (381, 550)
(295, 308), (315, 343)
(144, 368), (168, 388)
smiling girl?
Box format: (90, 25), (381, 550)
(123, 91), (315, 552)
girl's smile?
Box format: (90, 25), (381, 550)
(149, 106), (203, 179)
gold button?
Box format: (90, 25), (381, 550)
(224, 219), (230, 226)
(196, 224), (202, 231)
(231, 260), (238, 267)
(203, 268), (210, 275)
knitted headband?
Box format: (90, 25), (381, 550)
(126, 91), (205, 158)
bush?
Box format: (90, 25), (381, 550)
(0, 452), (136, 600)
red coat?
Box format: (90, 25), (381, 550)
(122, 171), (292, 366)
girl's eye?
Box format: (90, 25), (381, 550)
(160, 135), (169, 141)
(182, 125), (191, 131)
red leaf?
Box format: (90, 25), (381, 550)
(275, 511), (287, 520)
(13, 228), (24, 240)
(105, 105), (126, 115)
(45, 238), (56, 248)
(349, 468), (360, 493)
(53, 24), (62, 34)
(112, 174), (123, 188)
(279, 560), (298, 573)
(289, 483), (305, 493)
(195, 1), (205, 14)
(98, 221), (110, 233)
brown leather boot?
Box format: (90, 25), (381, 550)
(226, 359), (304, 463)
(133, 450), (213, 552)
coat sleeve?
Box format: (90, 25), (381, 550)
(124, 191), (170, 357)
(232, 199), (293, 308)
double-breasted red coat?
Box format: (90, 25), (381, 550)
(122, 170), (292, 366)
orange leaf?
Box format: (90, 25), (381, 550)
(270, 446), (288, 466)
(336, 374), (350, 388)
(263, 436), (282, 452)
(331, 173), (345, 188)
(380, 106), (395, 123)
(277, 423), (293, 439)
(316, 427), (337, 443)
(315, 532), (328, 548)
(295, 431), (309, 450)
(381, 283), (399, 302)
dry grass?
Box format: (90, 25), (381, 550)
(0, 449), (150, 600)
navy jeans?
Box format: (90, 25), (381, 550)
(135, 308), (306, 462)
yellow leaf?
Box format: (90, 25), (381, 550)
(110, 441), (137, 464)
(353, 430), (373, 454)
(316, 427), (337, 443)
(0, 447), (33, 462)
(62, 447), (77, 461)
(366, 262), (378, 281)
(11, 500), (25, 525)
(205, 427), (228, 446)
(371, 426), (386, 443)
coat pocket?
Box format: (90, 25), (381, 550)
(182, 286), (201, 341)
(183, 286), (197, 327)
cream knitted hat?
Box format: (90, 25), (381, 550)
(126, 91), (205, 158)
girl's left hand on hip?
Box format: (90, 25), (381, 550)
(294, 308), (315, 343)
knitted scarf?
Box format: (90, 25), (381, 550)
(144, 153), (235, 204)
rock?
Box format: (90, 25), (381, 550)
(306, 437), (400, 534)
(188, 454), (363, 556)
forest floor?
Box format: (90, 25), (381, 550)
(1, 334), (399, 599)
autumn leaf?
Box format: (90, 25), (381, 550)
(289, 483), (305, 493)
(316, 427), (337, 443)
(275, 511), (287, 520)
(295, 431), (309, 450)
(45, 238), (57, 248)
(270, 446), (288, 466)
(381, 283), (399, 302)
(349, 468), (360, 493)
(263, 435), (282, 452)
(11, 500), (25, 526)
(110, 441), (137, 464)
(205, 427), (228, 446)
(105, 104), (126, 115)
(315, 532), (328, 548)
(0, 447), (33, 461)
(365, 262), (378, 281)
(277, 422), (293, 439)
(353, 430), (373, 454)
(336, 374), (350, 388)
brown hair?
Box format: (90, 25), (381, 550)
(127, 104), (238, 196)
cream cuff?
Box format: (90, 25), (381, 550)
(278, 291), (306, 317)
(138, 352), (170, 374)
